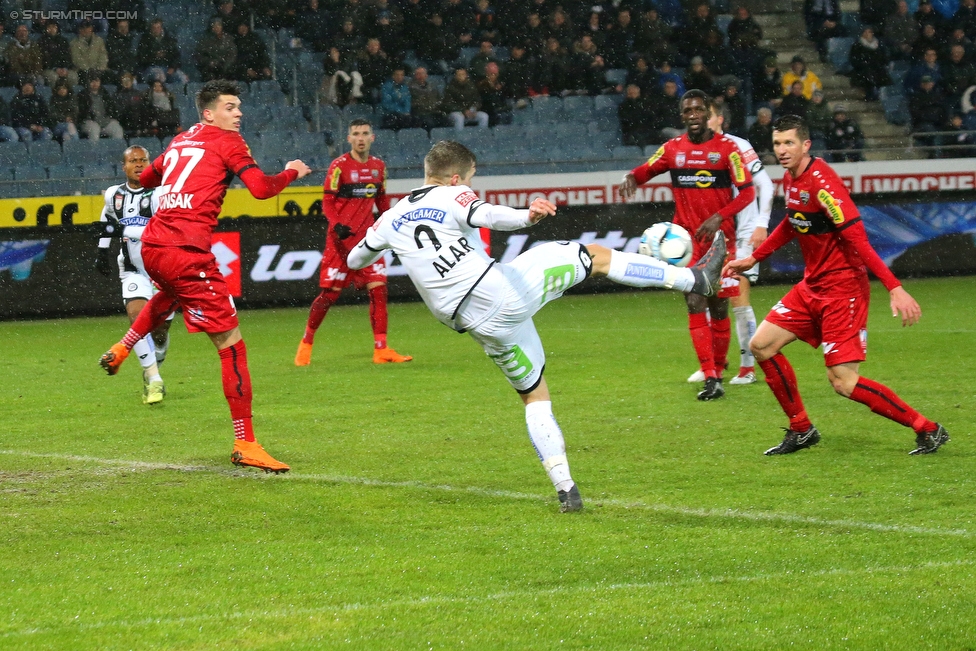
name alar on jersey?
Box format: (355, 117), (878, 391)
(431, 236), (477, 277)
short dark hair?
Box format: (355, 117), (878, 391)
(680, 88), (709, 105)
(122, 145), (149, 163)
(195, 79), (240, 115)
(425, 140), (476, 180)
(772, 114), (810, 141)
(348, 118), (372, 130)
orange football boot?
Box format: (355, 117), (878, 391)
(99, 343), (130, 375)
(231, 440), (290, 474)
(294, 341), (313, 366)
(373, 347), (413, 364)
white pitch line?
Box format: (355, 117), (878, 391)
(2, 449), (972, 539)
(2, 558), (972, 638)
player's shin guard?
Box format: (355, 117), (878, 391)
(733, 305), (756, 369)
(689, 312), (717, 379)
(848, 377), (937, 433)
(606, 250), (696, 292)
(525, 401), (574, 492)
(758, 353), (813, 431)
(133, 336), (156, 371)
(368, 284), (389, 350)
(218, 340), (255, 442)
(302, 289), (339, 345)
(711, 317), (731, 377)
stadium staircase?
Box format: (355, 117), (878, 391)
(758, 0), (913, 160)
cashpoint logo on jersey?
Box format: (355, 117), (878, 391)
(211, 232), (241, 297)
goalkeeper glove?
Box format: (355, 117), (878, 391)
(95, 248), (112, 276)
(333, 223), (354, 240)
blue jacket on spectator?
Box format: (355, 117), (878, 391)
(381, 77), (411, 115)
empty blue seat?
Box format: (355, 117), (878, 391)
(827, 37), (855, 74)
(594, 94), (624, 110)
(80, 163), (117, 179)
(14, 165), (47, 181)
(127, 137), (162, 157)
(531, 96), (564, 122)
(342, 104), (375, 122)
(0, 141), (28, 167)
(47, 164), (82, 179)
(562, 95), (595, 118)
(605, 69), (628, 86)
(611, 145), (643, 160)
(27, 141), (63, 166)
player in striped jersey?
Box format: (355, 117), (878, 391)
(95, 145), (172, 405)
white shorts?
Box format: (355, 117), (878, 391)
(468, 241), (592, 393)
(735, 238), (759, 284)
(120, 271), (156, 302)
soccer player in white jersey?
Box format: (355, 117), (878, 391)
(347, 140), (727, 512)
(687, 99), (774, 385)
(95, 146), (172, 404)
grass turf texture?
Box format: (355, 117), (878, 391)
(1, 277), (974, 650)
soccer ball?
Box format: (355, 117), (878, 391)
(639, 222), (693, 267)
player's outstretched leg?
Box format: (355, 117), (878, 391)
(690, 232), (727, 297)
(589, 232), (725, 295)
(133, 336), (165, 404)
(526, 400), (582, 512)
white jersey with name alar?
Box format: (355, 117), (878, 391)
(724, 133), (773, 238)
(352, 184), (534, 330)
(97, 182), (159, 278)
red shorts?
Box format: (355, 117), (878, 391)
(318, 229), (387, 290)
(690, 234), (739, 299)
(764, 280), (870, 366)
(142, 243), (239, 334)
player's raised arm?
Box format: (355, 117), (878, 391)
(347, 219), (389, 270)
(139, 156), (164, 188)
(619, 144), (671, 200)
(238, 159), (310, 200)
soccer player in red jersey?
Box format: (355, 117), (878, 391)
(619, 89), (757, 401)
(724, 115), (949, 456)
(294, 119), (412, 366)
(98, 79), (312, 473)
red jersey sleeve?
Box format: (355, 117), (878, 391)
(140, 155), (164, 188)
(837, 220), (902, 290)
(322, 158), (342, 220)
(223, 131), (261, 177)
(631, 142), (672, 184)
(751, 216), (796, 262)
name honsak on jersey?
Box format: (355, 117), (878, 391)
(158, 192), (194, 210)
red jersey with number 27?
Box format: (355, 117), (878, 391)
(631, 132), (754, 242)
(142, 123), (261, 252)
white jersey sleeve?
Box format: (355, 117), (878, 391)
(98, 183), (121, 249)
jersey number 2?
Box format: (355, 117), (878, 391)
(159, 147), (205, 194)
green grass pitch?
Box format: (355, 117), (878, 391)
(1, 277), (974, 650)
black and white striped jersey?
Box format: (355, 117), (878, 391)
(97, 182), (159, 277)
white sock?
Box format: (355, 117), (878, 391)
(154, 331), (169, 365)
(607, 250), (695, 292)
(525, 401), (574, 492)
(733, 305), (757, 368)
(133, 336), (156, 371)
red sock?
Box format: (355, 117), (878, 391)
(711, 317), (731, 378)
(688, 312), (716, 378)
(849, 377), (937, 433)
(218, 340), (254, 442)
(758, 353), (813, 431)
(369, 284), (388, 349)
(303, 290), (338, 344)
(123, 292), (178, 350)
